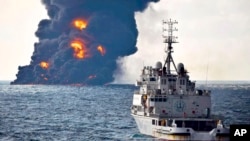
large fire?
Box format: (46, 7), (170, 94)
(73, 19), (88, 30)
(40, 61), (49, 69)
(97, 45), (106, 56)
(70, 40), (88, 59)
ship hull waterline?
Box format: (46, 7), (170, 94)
(132, 114), (229, 141)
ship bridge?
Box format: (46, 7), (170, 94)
(132, 19), (211, 119)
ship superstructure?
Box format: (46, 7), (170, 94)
(131, 19), (229, 141)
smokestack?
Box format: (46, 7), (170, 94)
(11, 0), (160, 85)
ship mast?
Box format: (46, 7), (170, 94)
(162, 19), (178, 74)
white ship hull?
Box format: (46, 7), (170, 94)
(132, 114), (229, 141)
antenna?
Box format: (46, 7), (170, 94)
(162, 19), (178, 74)
(162, 19), (178, 46)
(205, 62), (209, 88)
(205, 55), (210, 89)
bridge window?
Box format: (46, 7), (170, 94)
(155, 98), (158, 102)
(152, 119), (156, 125)
(150, 77), (156, 81)
(161, 79), (166, 84)
(151, 98), (167, 102)
(180, 79), (186, 85)
(163, 98), (167, 102)
(168, 78), (176, 82)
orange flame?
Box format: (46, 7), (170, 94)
(73, 19), (88, 30)
(97, 45), (106, 56)
(40, 61), (49, 69)
(70, 39), (88, 59)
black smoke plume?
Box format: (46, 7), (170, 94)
(11, 0), (160, 85)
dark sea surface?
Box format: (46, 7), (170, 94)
(0, 81), (249, 141)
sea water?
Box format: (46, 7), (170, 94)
(0, 81), (249, 140)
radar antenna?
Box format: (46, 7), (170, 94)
(162, 19), (178, 74)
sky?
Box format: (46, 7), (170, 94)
(0, 0), (250, 83)
(0, 0), (48, 80)
(115, 0), (250, 83)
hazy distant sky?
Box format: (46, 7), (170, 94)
(0, 0), (48, 80)
(1, 0), (250, 83)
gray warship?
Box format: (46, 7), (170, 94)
(131, 19), (230, 141)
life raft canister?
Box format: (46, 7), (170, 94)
(161, 119), (166, 126)
(141, 95), (148, 108)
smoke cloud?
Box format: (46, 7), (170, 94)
(11, 0), (160, 85)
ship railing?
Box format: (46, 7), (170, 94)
(135, 89), (210, 96)
(134, 90), (140, 94)
(134, 90), (159, 95)
(147, 113), (186, 119)
(195, 89), (211, 96)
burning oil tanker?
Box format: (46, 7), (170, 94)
(11, 0), (160, 85)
